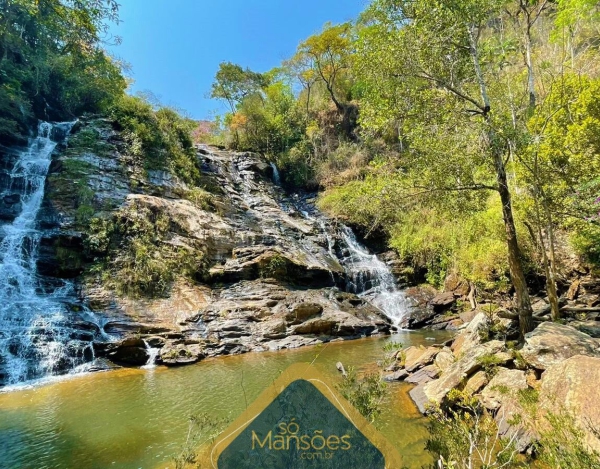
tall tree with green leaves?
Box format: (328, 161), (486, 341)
(358, 0), (536, 336)
(295, 22), (357, 139)
(210, 62), (268, 113)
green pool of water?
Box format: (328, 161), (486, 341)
(0, 331), (453, 469)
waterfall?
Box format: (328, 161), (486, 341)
(337, 226), (413, 328)
(0, 121), (94, 385)
(295, 199), (413, 328)
(269, 162), (281, 185)
(141, 341), (159, 369)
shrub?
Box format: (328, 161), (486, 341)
(425, 393), (523, 469)
(111, 95), (201, 185)
(476, 354), (504, 378)
(260, 254), (288, 279)
(89, 201), (205, 298)
(336, 366), (387, 423)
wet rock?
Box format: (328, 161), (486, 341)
(540, 355), (600, 453)
(159, 343), (205, 366)
(32, 137), (406, 377)
(521, 322), (600, 370)
(81, 358), (121, 372)
(102, 338), (148, 366)
(144, 336), (166, 348)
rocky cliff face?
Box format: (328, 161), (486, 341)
(4, 117), (406, 378)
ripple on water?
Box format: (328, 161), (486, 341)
(0, 331), (453, 469)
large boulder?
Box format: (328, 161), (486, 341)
(521, 322), (600, 370)
(286, 302), (323, 324)
(430, 292), (456, 311)
(159, 343), (205, 366)
(480, 368), (527, 410)
(434, 347), (455, 372)
(540, 355), (600, 452)
(570, 320), (600, 338)
(463, 371), (488, 396)
(480, 368), (533, 452)
(405, 365), (440, 385)
(404, 346), (439, 372)
(410, 340), (505, 413)
(451, 312), (489, 356)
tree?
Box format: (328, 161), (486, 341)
(295, 22), (357, 139)
(358, 0), (536, 336)
(0, 0), (125, 142)
(210, 62), (268, 113)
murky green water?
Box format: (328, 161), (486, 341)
(0, 331), (452, 469)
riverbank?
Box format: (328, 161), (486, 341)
(387, 307), (600, 464)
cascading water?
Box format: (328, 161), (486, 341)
(269, 162), (281, 185)
(337, 226), (414, 327)
(290, 196), (414, 328)
(141, 340), (159, 369)
(0, 121), (95, 385)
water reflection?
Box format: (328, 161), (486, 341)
(0, 331), (452, 469)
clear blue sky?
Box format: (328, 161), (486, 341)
(107, 0), (367, 120)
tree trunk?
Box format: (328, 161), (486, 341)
(468, 24), (534, 337)
(542, 197), (561, 320)
(492, 145), (534, 337)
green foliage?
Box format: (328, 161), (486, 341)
(320, 176), (516, 289)
(64, 126), (113, 158)
(475, 353), (504, 378)
(478, 306), (509, 342)
(380, 341), (404, 368)
(425, 395), (523, 469)
(571, 222), (600, 270)
(210, 62), (269, 112)
(537, 410), (600, 469)
(184, 187), (214, 211)
(205, 0), (600, 303)
(336, 366), (387, 423)
(0, 0), (126, 143)
(260, 254), (288, 279)
(88, 201), (205, 298)
(111, 95), (200, 184)
(382, 341), (403, 354)
(276, 143), (316, 188)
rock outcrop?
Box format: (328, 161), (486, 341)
(28, 121), (403, 378)
(390, 312), (600, 455)
(521, 322), (600, 370)
(540, 355), (600, 452)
